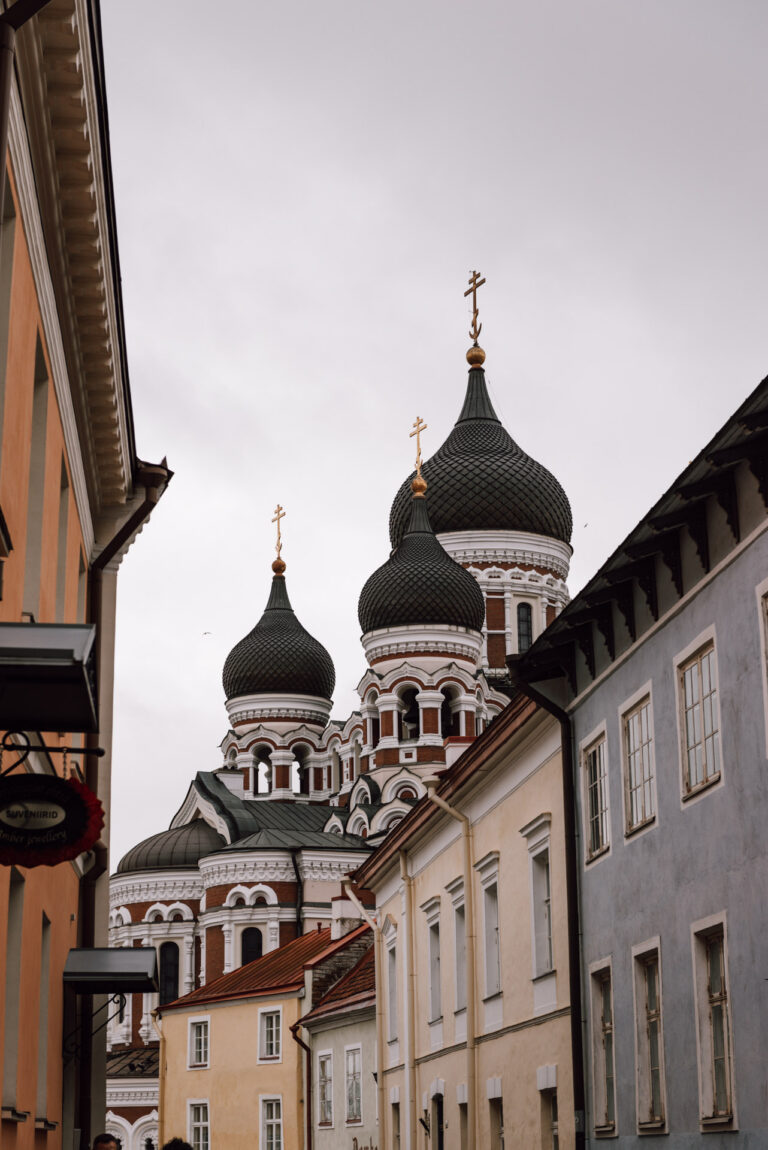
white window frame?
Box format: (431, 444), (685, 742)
(674, 627), (723, 802)
(691, 913), (736, 1130)
(475, 852), (501, 1000)
(631, 938), (666, 1132)
(317, 1049), (333, 1127)
(619, 683), (657, 837)
(589, 958), (616, 1136)
(258, 1005), (283, 1063)
(581, 724), (610, 863)
(344, 1043), (363, 1125)
(756, 576), (768, 759)
(261, 1095), (283, 1150)
(446, 876), (466, 1015)
(521, 813), (554, 979)
(187, 1099), (209, 1150)
(421, 896), (442, 1023)
(187, 1014), (210, 1069)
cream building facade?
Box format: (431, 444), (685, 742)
(355, 694), (574, 1150)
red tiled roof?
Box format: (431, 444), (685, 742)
(302, 941), (375, 1026)
(159, 928), (338, 1011)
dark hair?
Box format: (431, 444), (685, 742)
(162, 1141), (193, 1150)
(93, 1138), (117, 1149)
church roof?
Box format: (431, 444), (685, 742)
(388, 366), (572, 547)
(223, 827), (370, 852)
(222, 572), (335, 702)
(115, 818), (225, 874)
(358, 492), (485, 634)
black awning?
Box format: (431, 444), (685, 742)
(0, 623), (98, 732)
(63, 947), (157, 994)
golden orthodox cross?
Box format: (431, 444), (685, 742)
(464, 269), (486, 343)
(410, 415), (428, 477)
(272, 503), (285, 558)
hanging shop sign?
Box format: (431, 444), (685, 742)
(0, 774), (104, 867)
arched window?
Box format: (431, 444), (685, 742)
(397, 787), (417, 802)
(399, 688), (419, 741)
(241, 927), (263, 966)
(440, 688), (460, 738)
(517, 602), (533, 653)
(158, 941), (179, 1005)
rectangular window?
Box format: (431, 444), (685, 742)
(584, 736), (609, 859)
(55, 458), (70, 622)
(633, 946), (665, 1129)
(189, 1102), (209, 1150)
(318, 1052), (333, 1125)
(345, 1046), (362, 1123)
(692, 921), (735, 1126)
(188, 1019), (209, 1068)
(454, 901), (466, 1011)
(36, 914), (51, 1119)
(429, 920), (442, 1021)
(3, 869), (24, 1108)
(532, 849), (553, 976)
(489, 1097), (505, 1150)
(591, 966), (616, 1133)
(259, 1008), (281, 1061)
(263, 1097), (282, 1150)
(392, 1101), (401, 1149)
(387, 942), (398, 1041)
(23, 344), (49, 620)
(484, 881), (501, 998)
(679, 643), (721, 794)
(623, 696), (655, 832)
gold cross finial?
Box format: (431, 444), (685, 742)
(464, 269), (486, 344)
(271, 504), (286, 573)
(409, 416), (428, 496)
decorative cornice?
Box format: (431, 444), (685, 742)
(198, 857), (296, 886)
(362, 625), (482, 666)
(109, 873), (203, 907)
(106, 1082), (159, 1106)
(439, 530), (572, 580)
(226, 693), (332, 730)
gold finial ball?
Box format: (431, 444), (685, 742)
(466, 343), (486, 367)
(272, 558), (286, 575)
(411, 474), (428, 497)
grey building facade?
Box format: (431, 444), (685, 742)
(513, 375), (768, 1146)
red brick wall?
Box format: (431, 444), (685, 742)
(206, 926), (224, 982)
(486, 596), (505, 629)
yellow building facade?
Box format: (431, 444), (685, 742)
(355, 695), (574, 1150)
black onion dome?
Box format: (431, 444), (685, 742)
(222, 574), (335, 701)
(389, 367), (572, 548)
(116, 818), (225, 874)
(359, 494), (485, 634)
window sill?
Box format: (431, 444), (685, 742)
(637, 1119), (665, 1133)
(345, 1120), (363, 1127)
(625, 816), (656, 839)
(586, 844), (610, 865)
(428, 1015), (444, 1027)
(594, 1123), (616, 1138)
(482, 991), (502, 1004)
(187, 1063), (209, 1070)
(700, 1112), (733, 1129)
(532, 967), (556, 983)
(683, 773), (721, 802)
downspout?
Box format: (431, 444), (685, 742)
(400, 850), (417, 1150)
(290, 849), (304, 938)
(151, 1010), (166, 1150)
(290, 1020), (313, 1150)
(424, 783), (477, 1150)
(342, 879), (386, 1138)
(507, 674), (586, 1148)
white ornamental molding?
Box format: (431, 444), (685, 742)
(362, 625), (483, 666)
(169, 790), (231, 839)
(199, 857), (296, 886)
(439, 530), (572, 580)
(110, 874), (203, 908)
(299, 853), (370, 883)
(106, 1081), (159, 1107)
(226, 693), (332, 729)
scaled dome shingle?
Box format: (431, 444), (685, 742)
(116, 818), (225, 874)
(358, 494), (485, 635)
(222, 574), (336, 702)
(389, 367), (572, 548)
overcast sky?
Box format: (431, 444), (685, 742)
(100, 0), (768, 866)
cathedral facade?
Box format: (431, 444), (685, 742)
(106, 321), (572, 1148)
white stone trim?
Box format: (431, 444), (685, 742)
(110, 872), (203, 908)
(106, 1081), (159, 1107)
(362, 625), (482, 666)
(226, 693), (333, 728)
(438, 530), (572, 579)
(199, 856), (296, 886)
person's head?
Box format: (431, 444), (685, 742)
(162, 1141), (193, 1150)
(93, 1136), (118, 1150)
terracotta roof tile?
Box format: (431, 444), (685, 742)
(303, 942), (375, 1025)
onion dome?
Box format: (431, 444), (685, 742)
(358, 486), (485, 634)
(116, 818), (225, 874)
(222, 567), (335, 702)
(389, 360), (572, 548)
